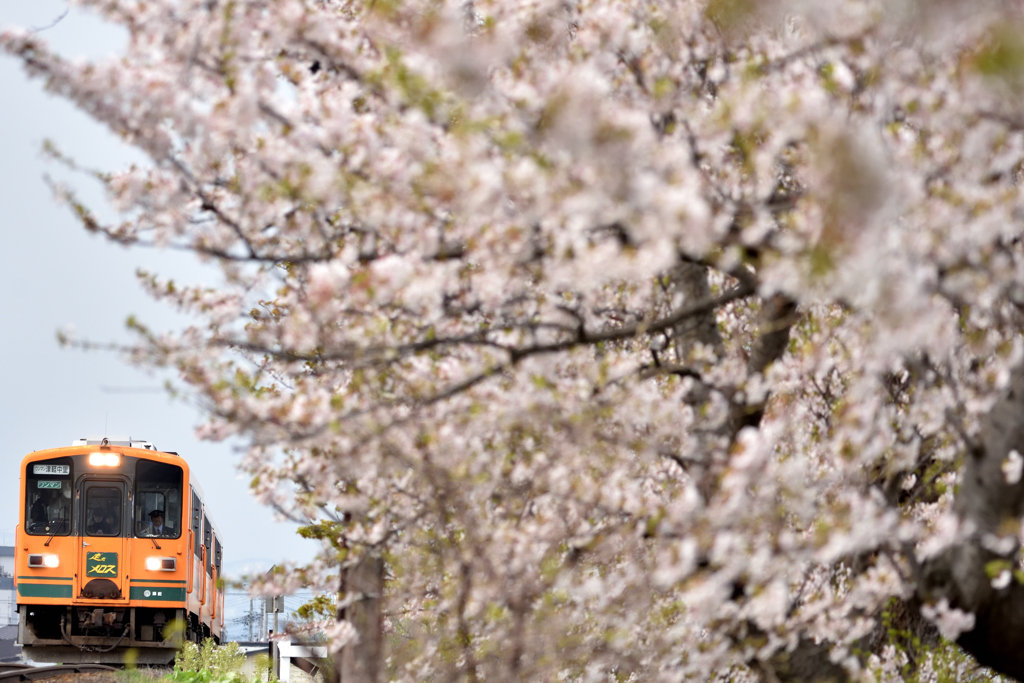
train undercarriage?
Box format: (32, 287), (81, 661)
(17, 605), (214, 664)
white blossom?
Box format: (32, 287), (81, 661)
(9, 0), (1024, 679)
(921, 600), (977, 641)
(1003, 449), (1023, 485)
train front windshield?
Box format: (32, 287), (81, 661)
(134, 460), (183, 538)
(25, 457), (74, 536)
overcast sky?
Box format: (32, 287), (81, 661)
(0, 0), (319, 603)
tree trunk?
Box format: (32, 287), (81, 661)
(918, 365), (1024, 679)
(333, 555), (385, 683)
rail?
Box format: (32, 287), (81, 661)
(0, 664), (117, 681)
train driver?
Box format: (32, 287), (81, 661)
(145, 509), (168, 536)
(86, 507), (108, 535)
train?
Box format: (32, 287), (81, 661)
(14, 437), (225, 664)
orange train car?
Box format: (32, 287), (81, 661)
(14, 438), (225, 664)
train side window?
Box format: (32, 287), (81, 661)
(192, 490), (202, 556)
(204, 515), (212, 572)
(135, 460), (183, 539)
(85, 487), (122, 537)
(214, 537), (223, 574)
(25, 457), (73, 536)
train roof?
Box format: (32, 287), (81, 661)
(72, 436), (161, 450)
(21, 440), (224, 545)
(22, 442), (189, 472)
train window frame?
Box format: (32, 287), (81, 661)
(24, 457), (74, 536)
(134, 460), (183, 540)
(84, 485), (123, 538)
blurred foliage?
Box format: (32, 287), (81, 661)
(864, 598), (1008, 683)
(295, 594), (336, 621)
(171, 640), (246, 683)
(250, 653), (279, 683)
(704, 0), (756, 29)
(975, 25), (1024, 90)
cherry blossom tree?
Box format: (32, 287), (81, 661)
(7, 0), (1024, 680)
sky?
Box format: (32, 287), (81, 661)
(0, 1), (321, 637)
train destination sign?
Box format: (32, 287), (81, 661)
(33, 464), (70, 475)
(86, 552), (119, 577)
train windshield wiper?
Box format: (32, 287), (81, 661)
(44, 508), (66, 547)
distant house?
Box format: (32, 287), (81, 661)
(0, 546), (14, 627)
(0, 624), (21, 663)
(1, 546), (22, 662)
(236, 642), (271, 680)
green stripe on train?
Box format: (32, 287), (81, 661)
(18, 582), (73, 598)
(130, 586), (186, 601)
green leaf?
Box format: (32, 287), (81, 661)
(976, 27), (1024, 82)
(984, 558), (1012, 579)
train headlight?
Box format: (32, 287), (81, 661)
(89, 452), (120, 467)
(28, 554), (60, 568)
(145, 557), (176, 572)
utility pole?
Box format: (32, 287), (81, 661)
(261, 597), (267, 640)
(249, 597), (254, 641)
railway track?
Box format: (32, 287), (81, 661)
(0, 663), (117, 682)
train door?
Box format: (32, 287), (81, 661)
(78, 480), (129, 600)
